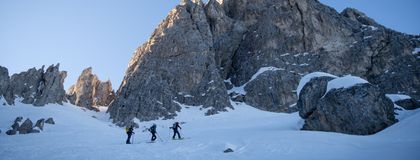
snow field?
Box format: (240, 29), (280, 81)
(0, 98), (420, 160)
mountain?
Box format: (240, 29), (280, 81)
(67, 67), (115, 111)
(108, 0), (419, 126)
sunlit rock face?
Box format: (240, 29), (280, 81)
(67, 67), (115, 111)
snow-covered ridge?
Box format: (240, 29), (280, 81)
(385, 94), (412, 102)
(296, 72), (338, 96)
(325, 75), (369, 95)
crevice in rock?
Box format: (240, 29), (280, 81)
(294, 3), (307, 52)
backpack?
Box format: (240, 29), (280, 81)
(150, 125), (156, 133)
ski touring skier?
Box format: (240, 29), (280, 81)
(125, 126), (134, 144)
(170, 122), (182, 139)
(148, 124), (157, 142)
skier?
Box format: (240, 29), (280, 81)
(170, 122), (182, 139)
(148, 124), (157, 142)
(125, 126), (134, 144)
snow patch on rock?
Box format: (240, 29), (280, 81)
(296, 72), (338, 96)
(229, 66), (285, 95)
(385, 94), (412, 102)
(325, 75), (369, 95)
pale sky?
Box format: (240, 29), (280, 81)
(0, 0), (419, 90)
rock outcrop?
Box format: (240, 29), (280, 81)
(109, 0), (419, 125)
(297, 73), (396, 135)
(0, 64), (67, 106)
(35, 118), (45, 130)
(108, 0), (232, 126)
(17, 118), (33, 134)
(45, 118), (55, 124)
(6, 117), (54, 135)
(6, 129), (16, 135)
(67, 67), (115, 111)
(0, 66), (10, 101)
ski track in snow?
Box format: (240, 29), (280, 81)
(0, 98), (420, 160)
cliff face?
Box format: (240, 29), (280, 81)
(67, 67), (115, 111)
(108, 0), (232, 125)
(0, 64), (67, 106)
(109, 0), (419, 126)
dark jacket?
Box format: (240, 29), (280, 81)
(171, 123), (182, 131)
(149, 125), (157, 133)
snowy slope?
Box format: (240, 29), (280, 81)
(1, 99), (420, 160)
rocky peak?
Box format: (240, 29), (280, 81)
(107, 0), (231, 126)
(0, 64), (67, 106)
(67, 67), (115, 111)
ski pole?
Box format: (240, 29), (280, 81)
(156, 133), (163, 142)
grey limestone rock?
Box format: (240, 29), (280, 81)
(11, 122), (20, 130)
(244, 70), (299, 113)
(302, 83), (397, 135)
(297, 76), (336, 118)
(223, 148), (234, 153)
(18, 118), (33, 134)
(45, 118), (55, 124)
(108, 0), (231, 126)
(6, 129), (16, 135)
(67, 67), (115, 111)
(35, 118), (45, 130)
(1, 64), (67, 106)
(0, 66), (10, 103)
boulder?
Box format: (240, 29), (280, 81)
(223, 148), (234, 153)
(17, 118), (33, 134)
(297, 76), (336, 118)
(6, 129), (16, 135)
(35, 118), (45, 130)
(394, 98), (420, 110)
(45, 118), (55, 124)
(302, 83), (397, 135)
